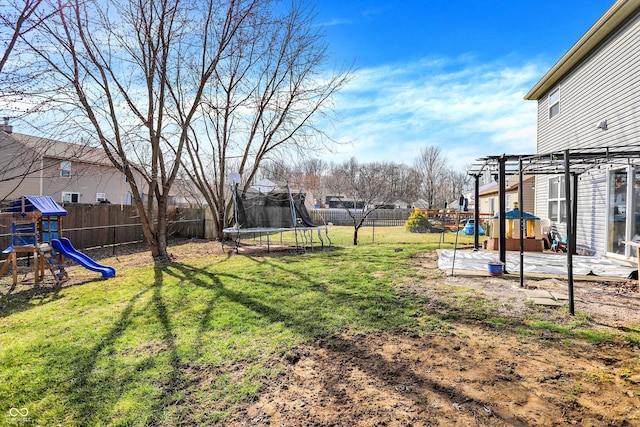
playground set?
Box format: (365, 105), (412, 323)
(0, 196), (115, 284)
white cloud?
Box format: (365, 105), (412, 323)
(320, 56), (547, 170)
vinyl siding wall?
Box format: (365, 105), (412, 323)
(0, 138), (42, 198)
(534, 9), (640, 255)
(41, 157), (129, 205)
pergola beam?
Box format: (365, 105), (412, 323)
(467, 143), (640, 317)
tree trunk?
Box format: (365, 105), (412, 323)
(153, 199), (170, 264)
(136, 199), (171, 264)
(353, 226), (359, 245)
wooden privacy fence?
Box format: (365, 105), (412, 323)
(309, 208), (493, 229)
(0, 204), (206, 254)
(310, 208), (413, 226)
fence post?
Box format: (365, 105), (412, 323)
(372, 219), (375, 243)
(112, 225), (116, 255)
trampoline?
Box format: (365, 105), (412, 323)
(222, 184), (330, 252)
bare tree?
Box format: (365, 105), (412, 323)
(257, 159), (295, 183)
(327, 158), (400, 245)
(385, 163), (421, 205)
(415, 145), (448, 209)
(441, 168), (469, 208)
(181, 1), (352, 240)
(297, 157), (328, 204)
(1, 0), (64, 121)
(27, 0), (259, 263)
(0, 0), (58, 73)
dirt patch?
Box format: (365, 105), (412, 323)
(229, 251), (640, 427)
(231, 328), (638, 426)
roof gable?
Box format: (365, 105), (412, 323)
(8, 132), (114, 167)
(525, 0), (640, 100)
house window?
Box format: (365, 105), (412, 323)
(96, 193), (107, 203)
(60, 161), (71, 178)
(548, 176), (566, 223)
(548, 88), (560, 119)
(608, 169), (628, 255)
(62, 192), (80, 203)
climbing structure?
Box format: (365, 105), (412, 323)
(0, 196), (68, 284)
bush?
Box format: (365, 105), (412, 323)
(404, 208), (431, 233)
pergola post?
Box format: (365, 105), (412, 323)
(474, 174), (480, 250)
(498, 156), (507, 271)
(564, 150), (575, 316)
(518, 157), (524, 288)
(571, 173), (579, 254)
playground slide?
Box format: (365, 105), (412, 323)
(293, 200), (319, 227)
(51, 238), (116, 278)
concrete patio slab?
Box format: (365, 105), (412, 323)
(531, 297), (564, 306)
(521, 289), (554, 299)
(550, 292), (570, 301)
(439, 249), (636, 279)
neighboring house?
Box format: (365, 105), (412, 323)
(0, 126), (135, 205)
(325, 196), (365, 209)
(250, 178), (283, 194)
(393, 200), (412, 209)
(524, 0), (640, 258)
(411, 199), (430, 210)
(478, 175), (535, 216)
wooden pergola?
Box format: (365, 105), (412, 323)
(468, 144), (640, 315)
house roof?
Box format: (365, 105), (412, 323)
(8, 132), (115, 167)
(479, 175), (535, 196)
(525, 0), (640, 100)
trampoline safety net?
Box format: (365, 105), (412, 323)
(233, 187), (319, 229)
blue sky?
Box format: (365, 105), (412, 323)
(314, 0), (615, 169)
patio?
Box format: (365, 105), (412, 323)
(438, 249), (636, 279)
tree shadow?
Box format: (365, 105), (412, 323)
(63, 286), (151, 424)
(0, 277), (106, 318)
(42, 250), (408, 424)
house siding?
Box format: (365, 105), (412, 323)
(534, 7), (640, 255)
(479, 175), (535, 217)
(576, 170), (607, 255)
(41, 157), (129, 204)
(537, 11), (640, 154)
(0, 136), (41, 198)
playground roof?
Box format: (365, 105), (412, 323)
(493, 208), (539, 220)
(7, 196), (67, 216)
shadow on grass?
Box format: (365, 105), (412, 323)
(0, 277), (106, 318)
(54, 251), (631, 425)
(64, 286), (151, 424)
(50, 250), (411, 424)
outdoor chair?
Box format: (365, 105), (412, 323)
(551, 232), (567, 252)
(540, 218), (552, 249)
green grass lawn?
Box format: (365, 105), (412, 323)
(0, 226), (471, 425)
(2, 226), (630, 425)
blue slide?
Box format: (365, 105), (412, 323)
(51, 238), (116, 278)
